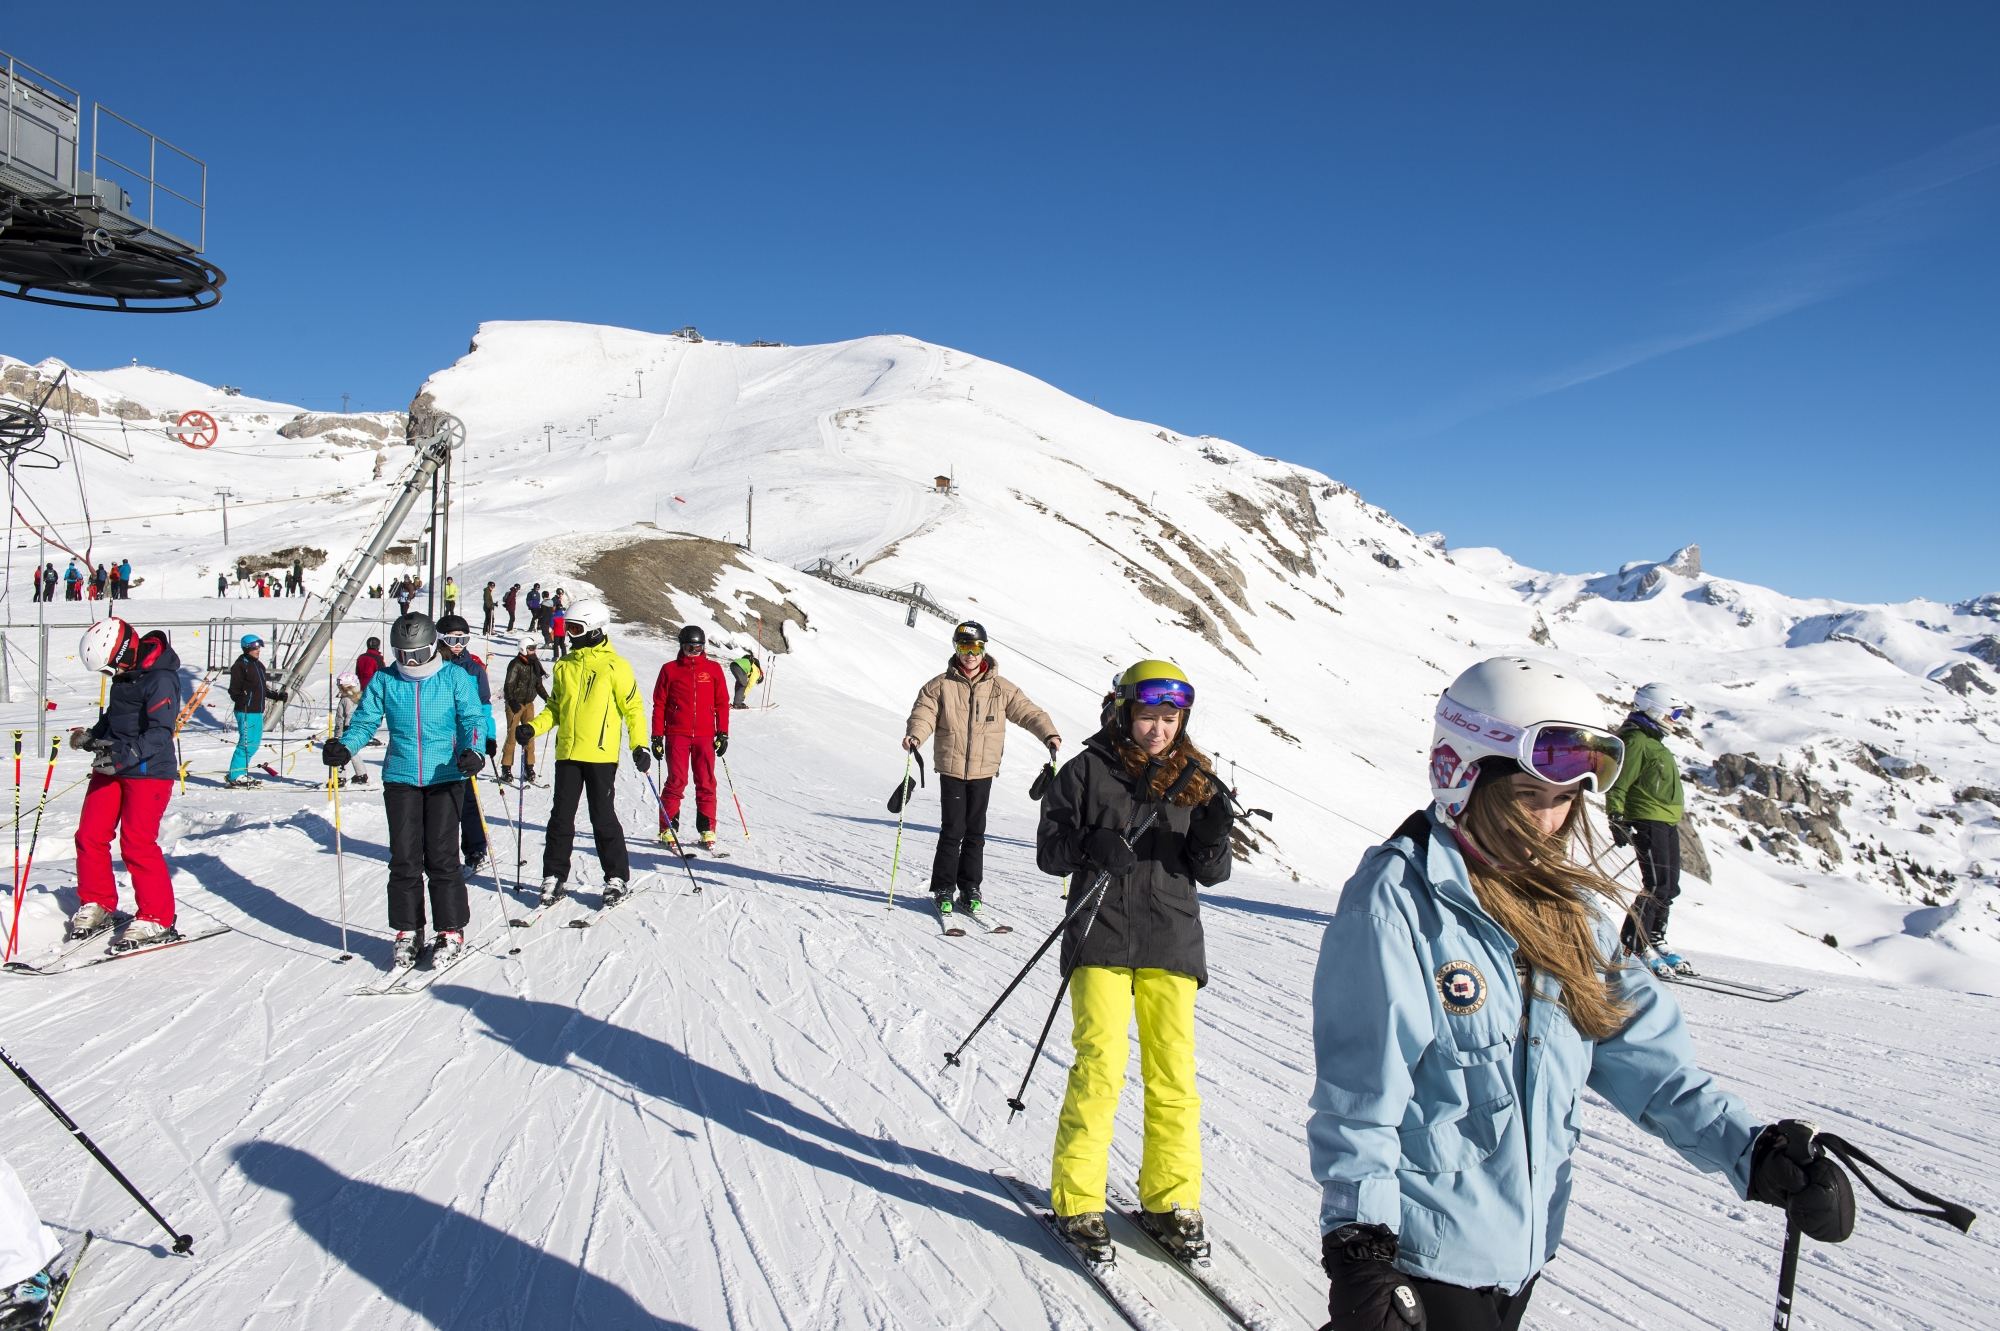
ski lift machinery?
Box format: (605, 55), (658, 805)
(267, 413), (467, 730)
(0, 49), (224, 311)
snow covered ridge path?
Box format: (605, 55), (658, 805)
(0, 665), (1993, 1328)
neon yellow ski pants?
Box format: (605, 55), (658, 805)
(1049, 965), (1202, 1217)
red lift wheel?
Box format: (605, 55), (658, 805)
(175, 409), (219, 449)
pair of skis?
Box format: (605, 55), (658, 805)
(995, 1171), (1282, 1330)
(1645, 946), (1804, 1003)
(3, 922), (233, 978)
(18, 1228), (93, 1329)
(937, 900), (1012, 938)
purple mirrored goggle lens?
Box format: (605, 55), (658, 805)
(1528, 726), (1623, 786)
(1128, 678), (1195, 709)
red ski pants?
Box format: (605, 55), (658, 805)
(74, 774), (176, 927)
(661, 734), (717, 831)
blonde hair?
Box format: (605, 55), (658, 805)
(1457, 779), (1632, 1040)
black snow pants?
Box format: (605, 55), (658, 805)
(384, 781), (470, 934)
(543, 759), (630, 885)
(929, 775), (993, 901)
(1621, 818), (1682, 951)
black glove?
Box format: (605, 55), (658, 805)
(1608, 818), (1632, 848)
(515, 722), (536, 745)
(1082, 828), (1136, 874)
(714, 733), (729, 757)
(650, 736), (664, 760)
(485, 736), (498, 757)
(1188, 786), (1234, 848)
(270, 689), (289, 702)
(631, 746), (652, 773)
(322, 740), (351, 769)
(456, 750), (484, 776)
(1748, 1121), (1855, 1243)
(1322, 1224), (1424, 1330)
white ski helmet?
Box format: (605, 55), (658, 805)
(1633, 682), (1692, 723)
(80, 618), (139, 676)
(1429, 657), (1624, 823)
(564, 599), (610, 637)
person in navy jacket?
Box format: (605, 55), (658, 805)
(436, 614), (497, 871)
(67, 620), (185, 950)
(1311, 657), (1855, 1331)
(323, 612), (491, 970)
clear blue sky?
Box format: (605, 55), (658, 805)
(3, 3), (1995, 603)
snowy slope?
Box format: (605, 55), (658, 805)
(0, 326), (1993, 1328)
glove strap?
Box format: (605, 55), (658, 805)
(1813, 1134), (1976, 1233)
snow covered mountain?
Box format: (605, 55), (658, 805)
(0, 328), (1994, 1328)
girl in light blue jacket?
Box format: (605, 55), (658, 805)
(1310, 658), (1853, 1331)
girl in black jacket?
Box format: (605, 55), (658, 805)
(1035, 659), (1234, 1265)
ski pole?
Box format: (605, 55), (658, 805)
(641, 768), (702, 896)
(0, 1045), (194, 1255)
(468, 767), (508, 921)
(330, 764), (353, 962)
(721, 755), (750, 839)
(886, 750), (913, 911)
(1770, 1129), (1976, 1329)
(9, 731), (18, 959)
(8, 738), (57, 963)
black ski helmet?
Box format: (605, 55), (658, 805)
(435, 613), (470, 636)
(952, 621), (988, 649)
(678, 624), (706, 652)
(366, 637), (381, 653)
(390, 612), (438, 668)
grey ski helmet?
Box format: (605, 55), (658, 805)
(391, 612), (438, 668)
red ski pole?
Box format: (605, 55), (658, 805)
(13, 738), (62, 958)
(721, 755), (750, 839)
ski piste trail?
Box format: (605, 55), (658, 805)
(0, 324), (1986, 1326)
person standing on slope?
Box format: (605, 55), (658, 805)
(436, 614), (498, 872)
(481, 580), (498, 636)
(500, 637), (548, 784)
(1605, 681), (1693, 978)
(503, 582), (520, 632)
(0, 1148), (61, 1324)
(902, 621), (1060, 923)
(727, 647), (763, 709)
(650, 625), (729, 852)
(67, 620), (186, 951)
(355, 637), (387, 689)
(520, 600), (649, 907)
(321, 613), (490, 970)
(331, 672), (369, 786)
(226, 634), (287, 788)
(442, 576), (458, 617)
(1310, 657), (1853, 1331)
(1034, 659), (1233, 1264)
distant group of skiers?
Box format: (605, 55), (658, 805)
(0, 603), (1861, 1329)
(883, 624), (1850, 1330)
(28, 558), (135, 602)
(212, 556), (308, 598)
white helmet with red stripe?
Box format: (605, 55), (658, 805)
(1428, 657), (1625, 824)
(80, 618), (139, 676)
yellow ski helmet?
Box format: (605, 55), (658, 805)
(1112, 659), (1194, 709)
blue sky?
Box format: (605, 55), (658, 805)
(2, 3), (1995, 603)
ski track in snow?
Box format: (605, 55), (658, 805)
(0, 651), (1992, 1329)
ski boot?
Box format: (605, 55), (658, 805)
(538, 876), (565, 908)
(224, 776), (262, 790)
(108, 918), (179, 953)
(521, 765), (537, 785)
(1651, 949), (1694, 978)
(933, 889), (954, 922)
(957, 889), (982, 920)
(67, 902), (112, 941)
(464, 849), (488, 875)
(430, 930), (466, 968)
(1056, 1211), (1113, 1265)
(1137, 1204), (1210, 1262)
(699, 829), (718, 852)
(0, 1268), (52, 1326)
(498, 764), (513, 783)
(601, 878), (629, 908)
(392, 931), (424, 969)
(351, 771), (370, 786)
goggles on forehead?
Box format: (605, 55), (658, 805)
(1119, 677), (1195, 709)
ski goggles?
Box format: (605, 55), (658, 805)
(438, 632), (470, 650)
(1118, 677), (1196, 709)
(1435, 696), (1624, 789)
(396, 642), (438, 668)
(954, 639), (985, 654)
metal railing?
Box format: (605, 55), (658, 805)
(801, 558), (956, 625)
(0, 50), (79, 196)
(90, 103), (205, 251)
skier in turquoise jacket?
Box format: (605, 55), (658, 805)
(323, 612), (491, 972)
(1310, 658), (1854, 1331)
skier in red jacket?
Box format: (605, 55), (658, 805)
(650, 624), (730, 851)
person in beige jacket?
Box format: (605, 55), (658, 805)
(903, 621), (1061, 917)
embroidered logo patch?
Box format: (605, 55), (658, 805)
(1436, 960), (1487, 1015)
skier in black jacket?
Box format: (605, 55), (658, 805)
(226, 634), (286, 787)
(1035, 659), (1234, 1265)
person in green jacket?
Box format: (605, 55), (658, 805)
(1605, 682), (1691, 974)
(519, 599), (651, 907)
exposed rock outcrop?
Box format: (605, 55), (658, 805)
(1710, 752), (1846, 862)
